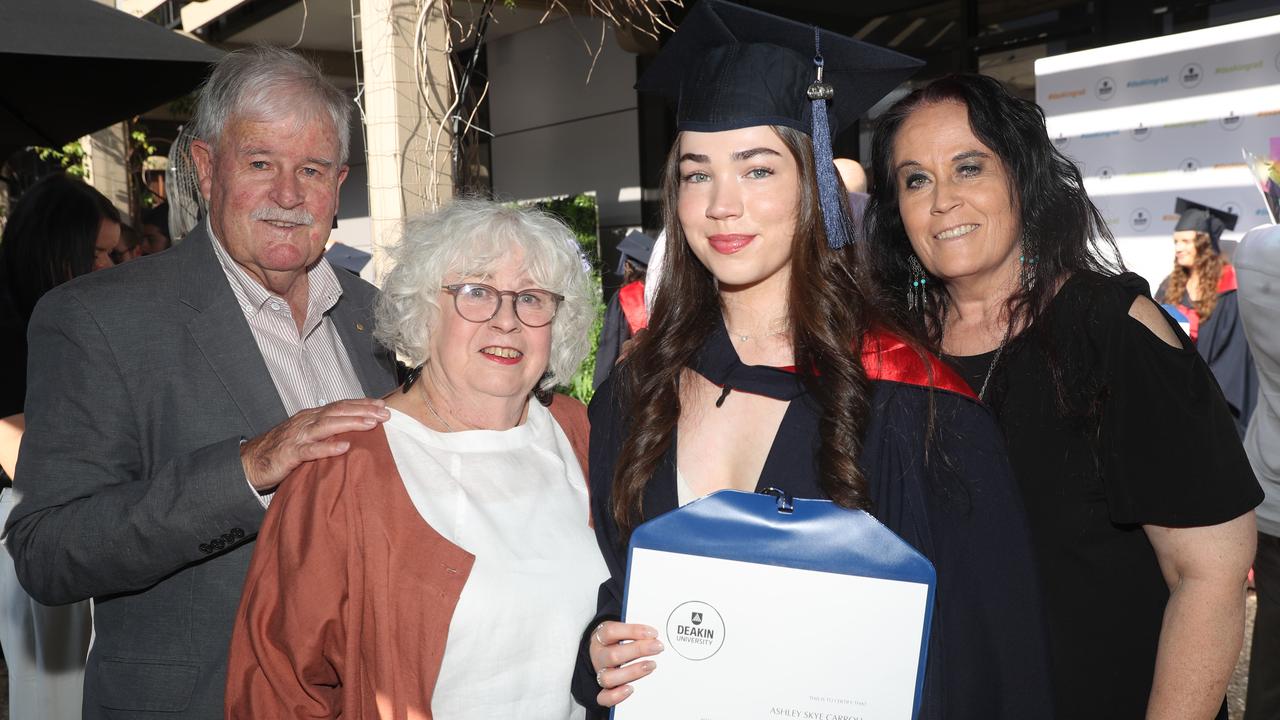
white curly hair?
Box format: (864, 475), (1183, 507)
(374, 198), (595, 392)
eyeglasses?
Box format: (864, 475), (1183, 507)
(442, 283), (564, 328)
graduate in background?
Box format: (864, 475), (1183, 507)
(592, 230), (654, 389)
(574, 3), (1053, 718)
(1158, 197), (1257, 435)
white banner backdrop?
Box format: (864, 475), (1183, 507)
(1035, 14), (1280, 289)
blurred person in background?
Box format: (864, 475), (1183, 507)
(1158, 198), (1256, 435)
(112, 222), (144, 264)
(863, 73), (1259, 720)
(139, 201), (171, 255)
(1234, 163), (1280, 719)
(0, 172), (120, 720)
(593, 229), (654, 389)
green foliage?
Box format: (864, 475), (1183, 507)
(566, 276), (606, 404)
(524, 193), (604, 404)
(131, 129), (156, 159)
(33, 141), (86, 178)
(533, 193), (602, 272)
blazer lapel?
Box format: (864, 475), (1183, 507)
(178, 226), (289, 435)
(330, 272), (395, 397)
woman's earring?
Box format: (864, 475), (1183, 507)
(1019, 238), (1037, 290)
(907, 255), (928, 311)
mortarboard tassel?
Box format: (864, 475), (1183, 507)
(808, 29), (851, 250)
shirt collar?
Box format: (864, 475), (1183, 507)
(206, 217), (344, 319)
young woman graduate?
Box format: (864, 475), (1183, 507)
(1158, 197), (1258, 435)
(570, 3), (1054, 718)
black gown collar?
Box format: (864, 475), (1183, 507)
(688, 315), (807, 401)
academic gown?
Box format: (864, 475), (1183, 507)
(1160, 266), (1258, 435)
(571, 319), (1055, 720)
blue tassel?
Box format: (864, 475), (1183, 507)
(808, 30), (850, 249)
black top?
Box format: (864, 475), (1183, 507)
(948, 271), (1261, 720)
(573, 318), (1054, 719)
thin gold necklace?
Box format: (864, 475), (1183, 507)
(419, 382), (454, 432)
(726, 321), (790, 343)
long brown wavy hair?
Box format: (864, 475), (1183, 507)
(608, 126), (878, 538)
(1163, 231), (1224, 320)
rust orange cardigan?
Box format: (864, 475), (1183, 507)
(225, 395), (590, 719)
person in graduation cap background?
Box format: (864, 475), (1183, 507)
(1157, 198), (1258, 435)
(592, 229), (655, 389)
(574, 2), (1054, 718)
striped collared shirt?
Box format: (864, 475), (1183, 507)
(207, 222), (366, 417)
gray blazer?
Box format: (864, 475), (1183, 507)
(1236, 224), (1280, 537)
(6, 224), (398, 719)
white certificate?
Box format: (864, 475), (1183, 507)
(615, 547), (930, 720)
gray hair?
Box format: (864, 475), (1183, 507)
(191, 46), (352, 164)
(375, 198), (596, 392)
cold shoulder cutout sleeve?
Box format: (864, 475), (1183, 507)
(1090, 274), (1261, 526)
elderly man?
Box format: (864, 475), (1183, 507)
(5, 47), (397, 718)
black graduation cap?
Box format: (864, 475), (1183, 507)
(636, 0), (922, 248)
(615, 230), (656, 274)
(1174, 197), (1238, 252)
(638, 0), (922, 134)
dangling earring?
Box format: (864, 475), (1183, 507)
(1019, 237), (1037, 290)
(907, 254), (928, 311)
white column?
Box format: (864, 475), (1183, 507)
(83, 123), (133, 220)
(359, 0), (454, 279)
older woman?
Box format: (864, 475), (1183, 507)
(226, 199), (604, 718)
(863, 73), (1261, 720)
(576, 4), (1053, 719)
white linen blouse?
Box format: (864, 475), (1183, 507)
(383, 401), (607, 720)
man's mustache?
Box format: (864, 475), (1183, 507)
(250, 208), (314, 226)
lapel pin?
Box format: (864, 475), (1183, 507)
(355, 322), (365, 332)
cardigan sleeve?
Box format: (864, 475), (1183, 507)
(225, 451), (352, 718)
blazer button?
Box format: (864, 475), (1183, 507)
(211, 538), (226, 551)
(230, 527), (245, 539)
(199, 544), (211, 554)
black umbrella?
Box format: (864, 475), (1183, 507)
(0, 0), (223, 158)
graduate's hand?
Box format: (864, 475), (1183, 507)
(590, 620), (663, 707)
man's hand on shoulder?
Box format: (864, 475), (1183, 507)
(240, 399), (391, 492)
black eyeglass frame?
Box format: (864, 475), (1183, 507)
(441, 283), (565, 328)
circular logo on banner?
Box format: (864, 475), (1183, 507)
(1221, 113), (1243, 131)
(1130, 208), (1151, 232)
(1180, 157), (1200, 172)
(1097, 166), (1115, 180)
(1095, 77), (1116, 100)
(1053, 134), (1070, 150)
(1131, 125), (1151, 141)
(666, 601), (725, 661)
(1180, 63), (1203, 88)
(1223, 202), (1242, 217)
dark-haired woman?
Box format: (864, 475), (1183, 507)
(572, 3), (1053, 719)
(1157, 206), (1256, 436)
(0, 172), (121, 720)
(863, 73), (1260, 720)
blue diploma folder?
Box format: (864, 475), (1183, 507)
(620, 489), (937, 719)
